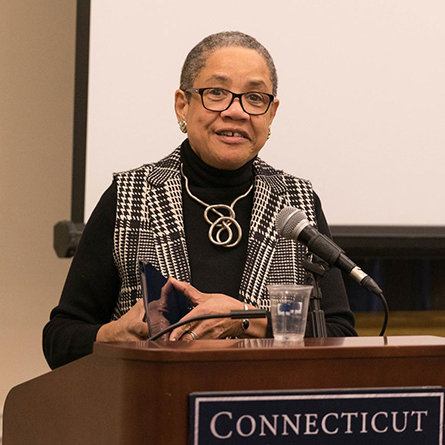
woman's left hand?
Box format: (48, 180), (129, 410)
(168, 277), (265, 341)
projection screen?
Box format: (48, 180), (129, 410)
(73, 0), (445, 228)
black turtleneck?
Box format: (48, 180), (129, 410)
(181, 140), (254, 298)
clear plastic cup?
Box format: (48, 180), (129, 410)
(267, 284), (312, 342)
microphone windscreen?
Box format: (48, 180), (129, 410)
(276, 207), (307, 239)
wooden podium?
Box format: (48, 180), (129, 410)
(4, 336), (445, 444)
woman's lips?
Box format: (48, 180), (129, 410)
(216, 130), (249, 142)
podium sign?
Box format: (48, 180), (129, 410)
(190, 388), (444, 444)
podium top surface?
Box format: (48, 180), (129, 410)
(93, 335), (445, 363)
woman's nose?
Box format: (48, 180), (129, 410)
(220, 97), (249, 119)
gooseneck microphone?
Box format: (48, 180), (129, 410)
(276, 206), (389, 336)
(276, 207), (383, 297)
(148, 310), (267, 341)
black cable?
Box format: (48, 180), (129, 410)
(378, 293), (389, 336)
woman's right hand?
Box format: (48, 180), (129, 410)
(96, 299), (148, 342)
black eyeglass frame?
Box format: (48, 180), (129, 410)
(184, 88), (275, 116)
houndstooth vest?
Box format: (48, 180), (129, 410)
(111, 146), (316, 320)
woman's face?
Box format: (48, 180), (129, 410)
(175, 47), (279, 170)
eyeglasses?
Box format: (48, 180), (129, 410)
(185, 88), (275, 116)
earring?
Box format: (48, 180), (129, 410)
(267, 127), (271, 140)
(178, 119), (187, 134)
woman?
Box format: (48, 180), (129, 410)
(43, 31), (356, 369)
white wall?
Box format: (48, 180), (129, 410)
(85, 0), (445, 226)
(0, 0), (76, 425)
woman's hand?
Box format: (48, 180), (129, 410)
(168, 277), (267, 341)
(96, 299), (148, 342)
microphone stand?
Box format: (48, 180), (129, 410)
(302, 254), (328, 338)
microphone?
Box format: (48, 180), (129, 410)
(276, 207), (383, 296)
(147, 309), (267, 341)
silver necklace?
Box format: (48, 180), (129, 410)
(181, 165), (253, 248)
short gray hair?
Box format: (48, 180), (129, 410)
(180, 31), (278, 97)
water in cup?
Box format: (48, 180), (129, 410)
(267, 284), (312, 342)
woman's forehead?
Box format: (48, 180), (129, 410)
(194, 47), (273, 91)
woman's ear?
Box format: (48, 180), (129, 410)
(269, 98), (280, 125)
(174, 89), (189, 122)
